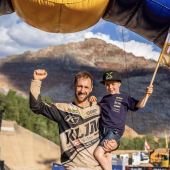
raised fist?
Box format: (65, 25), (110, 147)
(33, 69), (48, 80)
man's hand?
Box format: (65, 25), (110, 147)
(103, 139), (119, 152)
(33, 69), (48, 81)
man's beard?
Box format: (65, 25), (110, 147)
(75, 92), (90, 103)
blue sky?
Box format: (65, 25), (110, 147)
(0, 13), (161, 61)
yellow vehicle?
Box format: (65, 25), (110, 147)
(161, 154), (169, 167)
(149, 148), (169, 167)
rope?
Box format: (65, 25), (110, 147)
(120, 27), (137, 150)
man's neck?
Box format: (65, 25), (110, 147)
(74, 100), (91, 108)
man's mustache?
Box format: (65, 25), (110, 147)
(77, 92), (87, 95)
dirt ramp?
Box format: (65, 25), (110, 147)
(0, 120), (60, 170)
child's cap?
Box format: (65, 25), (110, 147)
(100, 71), (122, 84)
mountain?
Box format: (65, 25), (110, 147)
(0, 38), (170, 137)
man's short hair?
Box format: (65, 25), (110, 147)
(74, 71), (93, 85)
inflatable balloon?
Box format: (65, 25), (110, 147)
(11, 0), (109, 33)
(103, 0), (170, 48)
(0, 0), (14, 15)
(0, 0), (170, 48)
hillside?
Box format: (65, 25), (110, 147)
(0, 38), (170, 137)
(0, 120), (60, 170)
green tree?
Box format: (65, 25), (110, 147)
(0, 90), (60, 144)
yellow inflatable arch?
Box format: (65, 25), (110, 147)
(12, 0), (109, 33)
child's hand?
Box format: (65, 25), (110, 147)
(89, 96), (97, 104)
(146, 85), (153, 96)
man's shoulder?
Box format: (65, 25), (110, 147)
(53, 102), (73, 110)
(53, 102), (100, 119)
(53, 102), (99, 110)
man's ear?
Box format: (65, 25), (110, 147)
(90, 85), (93, 93)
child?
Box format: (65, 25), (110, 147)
(93, 71), (153, 170)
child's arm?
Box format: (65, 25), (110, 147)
(136, 85), (153, 108)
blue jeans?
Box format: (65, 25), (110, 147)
(99, 127), (121, 147)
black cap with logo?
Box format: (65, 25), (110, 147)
(100, 71), (122, 84)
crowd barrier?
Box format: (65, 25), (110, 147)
(52, 163), (170, 170)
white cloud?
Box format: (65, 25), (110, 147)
(0, 13), (160, 61)
(85, 32), (160, 61)
(0, 13), (93, 57)
(85, 32), (112, 42)
(112, 40), (160, 61)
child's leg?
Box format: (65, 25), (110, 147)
(94, 146), (112, 170)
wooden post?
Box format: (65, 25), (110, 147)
(143, 30), (170, 106)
